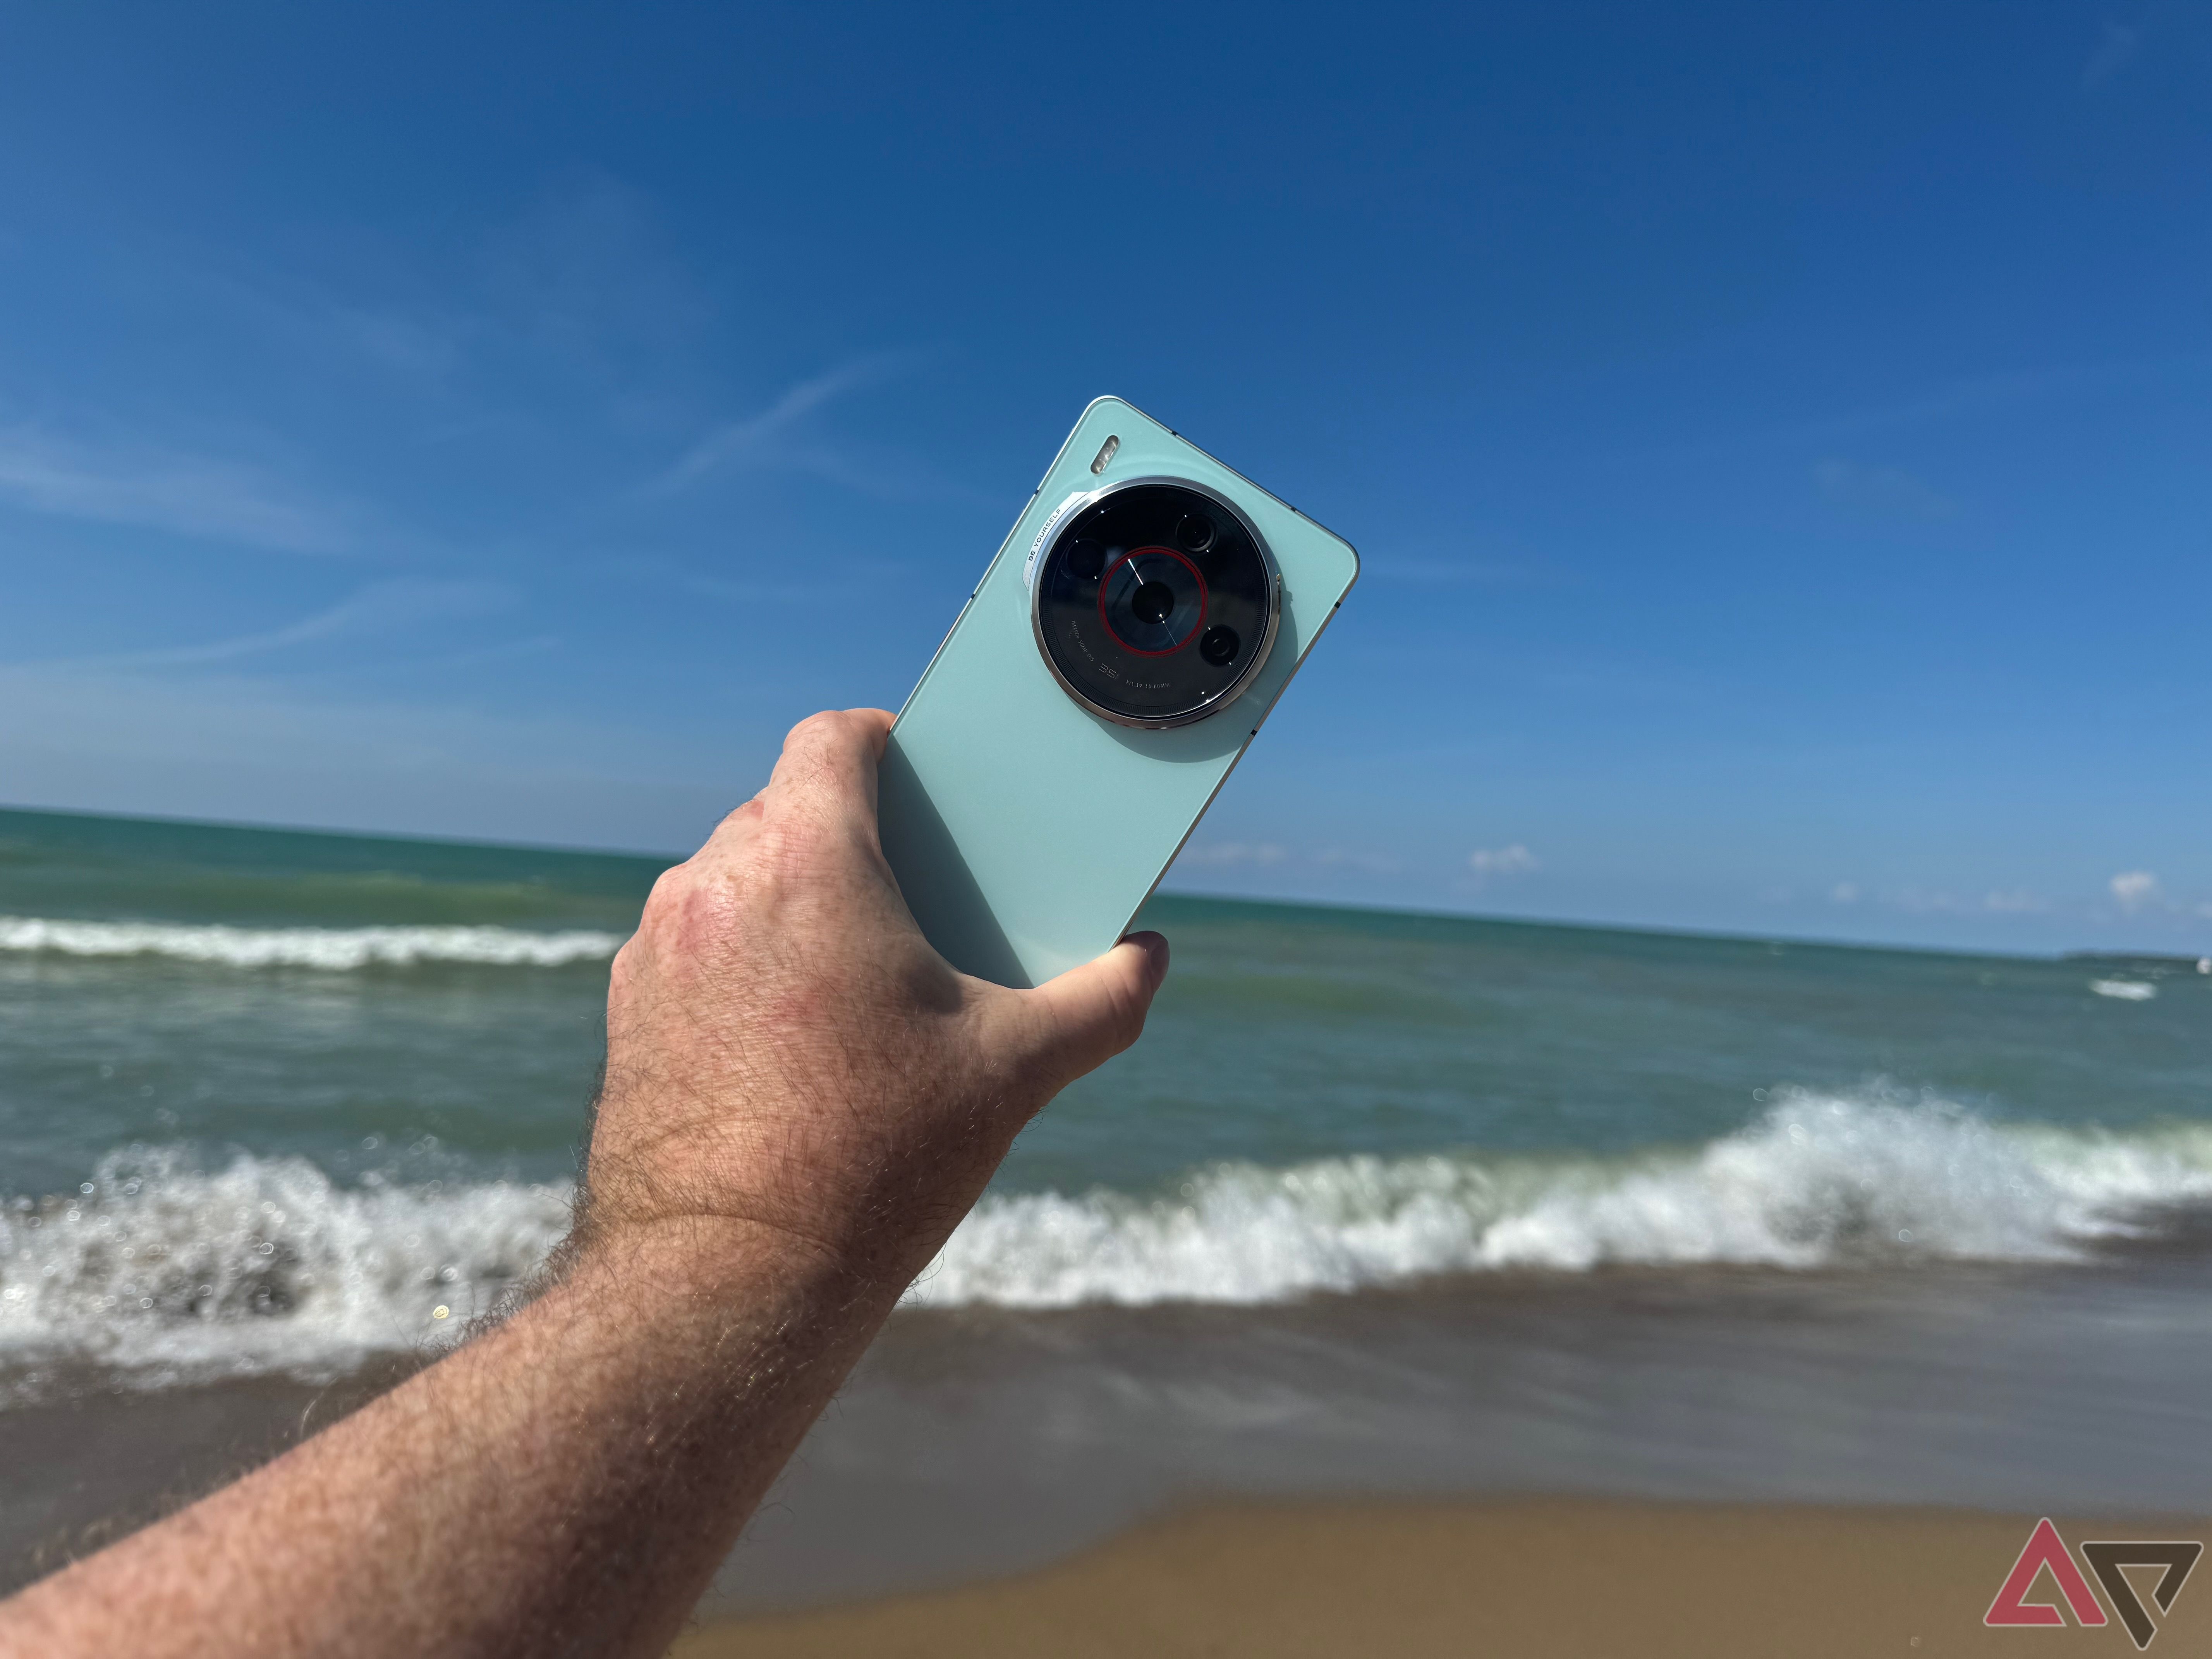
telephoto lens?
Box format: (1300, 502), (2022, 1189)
(1032, 480), (1279, 726)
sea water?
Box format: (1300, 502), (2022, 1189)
(4, 802), (2209, 1402)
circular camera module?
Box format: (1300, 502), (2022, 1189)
(1033, 481), (1279, 727)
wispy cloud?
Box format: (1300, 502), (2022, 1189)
(678, 567), (907, 606)
(646, 353), (930, 497)
(1467, 843), (1539, 875)
(0, 426), (350, 553)
(0, 658), (741, 853)
(46, 580), (510, 670)
(1656, 353), (2212, 467)
(2083, 20), (2141, 89)
(482, 173), (714, 362)
(1180, 841), (1289, 869)
(1316, 847), (1402, 875)
(2111, 869), (2161, 913)
(1812, 458), (1959, 521)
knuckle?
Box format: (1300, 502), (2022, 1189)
(640, 862), (693, 927)
(716, 796), (765, 833)
(789, 709), (846, 750)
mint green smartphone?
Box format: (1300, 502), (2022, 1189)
(878, 397), (1359, 988)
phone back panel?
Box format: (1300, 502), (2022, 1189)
(879, 397), (1358, 988)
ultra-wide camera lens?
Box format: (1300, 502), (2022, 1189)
(1033, 481), (1278, 727)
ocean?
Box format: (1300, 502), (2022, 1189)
(4, 803), (2210, 1604)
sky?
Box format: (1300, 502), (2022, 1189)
(0, 1), (2207, 955)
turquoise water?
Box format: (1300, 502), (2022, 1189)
(2, 804), (2209, 1388)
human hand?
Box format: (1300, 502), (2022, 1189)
(580, 708), (1168, 1290)
(0, 706), (1166, 1659)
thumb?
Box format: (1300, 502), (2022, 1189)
(1016, 931), (1171, 1089)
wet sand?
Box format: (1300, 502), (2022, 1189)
(10, 1253), (2211, 1620)
(674, 1498), (2209, 1659)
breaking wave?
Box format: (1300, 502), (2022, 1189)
(0, 1149), (570, 1398)
(0, 916), (625, 970)
(6, 1094), (2212, 1392)
(910, 1092), (2212, 1307)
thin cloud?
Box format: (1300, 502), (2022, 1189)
(1813, 458), (1959, 521)
(0, 426), (349, 553)
(1656, 352), (2212, 466)
(49, 580), (510, 670)
(481, 172), (714, 360)
(648, 354), (926, 496)
(678, 565), (907, 606)
(2083, 21), (2140, 90)
(2111, 870), (2160, 913)
(1468, 844), (1539, 875)
(1180, 841), (1289, 869)
(1316, 847), (1401, 874)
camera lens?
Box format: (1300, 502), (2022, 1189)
(1034, 481), (1278, 727)
(1099, 546), (1206, 654)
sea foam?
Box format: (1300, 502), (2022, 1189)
(5, 1094), (2210, 1392)
(907, 1092), (2212, 1305)
(0, 916), (625, 970)
(0, 1149), (570, 1396)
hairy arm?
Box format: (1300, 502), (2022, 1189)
(0, 709), (1168, 1659)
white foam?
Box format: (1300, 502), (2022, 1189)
(7, 1097), (2212, 1391)
(0, 915), (625, 970)
(908, 1093), (2212, 1307)
(2090, 978), (2158, 1001)
(0, 1149), (570, 1395)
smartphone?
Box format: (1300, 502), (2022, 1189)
(878, 396), (1359, 988)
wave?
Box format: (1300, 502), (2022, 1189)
(908, 1092), (2212, 1307)
(0, 915), (625, 970)
(2090, 978), (2159, 1001)
(7, 1095), (2212, 1391)
(0, 1149), (570, 1396)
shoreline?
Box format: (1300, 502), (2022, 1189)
(11, 1252), (2211, 1609)
(674, 1496), (2210, 1658)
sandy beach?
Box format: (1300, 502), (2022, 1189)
(674, 1498), (2207, 1658)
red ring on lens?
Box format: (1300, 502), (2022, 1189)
(1098, 544), (1209, 656)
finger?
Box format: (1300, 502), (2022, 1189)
(1012, 932), (1170, 1089)
(750, 708), (895, 833)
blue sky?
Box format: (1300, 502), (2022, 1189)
(0, 1), (2207, 953)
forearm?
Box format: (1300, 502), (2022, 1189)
(0, 709), (1163, 1659)
(0, 1217), (897, 1659)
